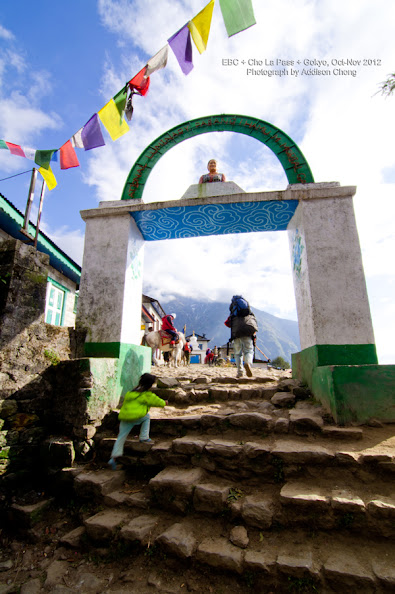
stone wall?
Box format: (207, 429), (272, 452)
(0, 239), (132, 481)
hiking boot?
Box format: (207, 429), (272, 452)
(236, 371), (243, 378)
(244, 363), (253, 377)
(140, 438), (154, 444)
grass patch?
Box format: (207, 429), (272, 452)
(44, 348), (61, 366)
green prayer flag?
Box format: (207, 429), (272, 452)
(0, 140), (9, 150)
(113, 88), (128, 117)
(219, 0), (256, 37)
(35, 149), (55, 170)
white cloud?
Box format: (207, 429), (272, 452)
(40, 222), (85, 266)
(0, 27), (61, 172)
(0, 24), (14, 40)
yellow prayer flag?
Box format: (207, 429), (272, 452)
(188, 0), (215, 54)
(38, 166), (57, 190)
(98, 99), (129, 141)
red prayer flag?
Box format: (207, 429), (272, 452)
(129, 66), (150, 96)
(60, 140), (80, 170)
(6, 142), (25, 157)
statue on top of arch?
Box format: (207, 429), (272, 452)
(199, 159), (226, 184)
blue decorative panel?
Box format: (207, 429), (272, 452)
(130, 200), (298, 241)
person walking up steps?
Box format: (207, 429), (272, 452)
(224, 295), (258, 379)
(108, 373), (167, 470)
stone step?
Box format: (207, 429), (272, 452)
(62, 506), (395, 592)
(279, 479), (395, 537)
(99, 405), (364, 443)
(73, 468), (126, 500)
(69, 466), (395, 539)
(95, 434), (392, 484)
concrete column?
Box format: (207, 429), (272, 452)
(77, 201), (144, 356)
(287, 183), (377, 384)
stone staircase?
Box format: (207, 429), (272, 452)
(58, 366), (395, 593)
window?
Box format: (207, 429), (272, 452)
(45, 278), (69, 326)
(73, 291), (79, 314)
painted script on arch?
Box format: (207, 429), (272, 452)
(127, 116), (309, 199)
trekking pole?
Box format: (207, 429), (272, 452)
(255, 345), (270, 360)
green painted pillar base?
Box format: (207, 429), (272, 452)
(291, 344), (395, 424)
(312, 365), (395, 425)
(292, 344), (378, 388)
(84, 342), (151, 402)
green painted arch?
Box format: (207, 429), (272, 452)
(121, 113), (314, 201)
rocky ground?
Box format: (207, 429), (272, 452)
(0, 363), (394, 594)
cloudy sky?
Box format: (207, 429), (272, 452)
(0, 0), (394, 363)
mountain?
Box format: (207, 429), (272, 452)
(160, 296), (300, 364)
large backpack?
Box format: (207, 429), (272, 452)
(230, 295), (250, 317)
(231, 313), (258, 339)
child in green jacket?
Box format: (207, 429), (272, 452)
(108, 373), (167, 470)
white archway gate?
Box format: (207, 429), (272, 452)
(76, 115), (394, 424)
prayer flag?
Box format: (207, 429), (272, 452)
(219, 0), (256, 37)
(60, 140), (80, 170)
(81, 114), (105, 151)
(21, 147), (36, 161)
(35, 149), (55, 170)
(6, 142), (25, 157)
(98, 98), (129, 141)
(38, 165), (57, 190)
(146, 45), (169, 77)
(188, 0), (215, 54)
(168, 24), (193, 75)
(72, 128), (84, 149)
(51, 151), (58, 162)
(113, 88), (128, 116)
(0, 140), (9, 150)
(129, 67), (150, 96)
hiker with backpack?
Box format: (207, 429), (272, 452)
(224, 295), (258, 379)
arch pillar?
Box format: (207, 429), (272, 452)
(288, 182), (377, 365)
(76, 200), (151, 391)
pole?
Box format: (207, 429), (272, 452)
(34, 179), (46, 248)
(20, 168), (37, 240)
(255, 345), (270, 360)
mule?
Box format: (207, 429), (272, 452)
(144, 330), (186, 367)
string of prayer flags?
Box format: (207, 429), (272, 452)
(98, 98), (129, 141)
(81, 114), (105, 150)
(59, 140), (80, 170)
(219, 0), (256, 37)
(129, 66), (150, 96)
(35, 149), (55, 170)
(188, 0), (214, 54)
(168, 24), (193, 75)
(38, 165), (57, 190)
(145, 45), (169, 77)
(0, 0), (257, 192)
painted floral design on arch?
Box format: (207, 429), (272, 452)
(128, 237), (143, 280)
(292, 228), (304, 280)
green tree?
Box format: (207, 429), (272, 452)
(271, 356), (290, 369)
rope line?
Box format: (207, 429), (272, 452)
(0, 169), (33, 183)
